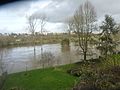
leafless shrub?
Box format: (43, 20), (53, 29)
(40, 52), (55, 68)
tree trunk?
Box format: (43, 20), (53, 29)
(33, 34), (36, 52)
(84, 51), (87, 61)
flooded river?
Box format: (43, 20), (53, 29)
(0, 43), (99, 74)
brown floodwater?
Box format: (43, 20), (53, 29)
(0, 43), (99, 74)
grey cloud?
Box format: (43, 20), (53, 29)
(91, 0), (120, 18)
(54, 0), (120, 23)
(0, 0), (34, 17)
(1, 0), (120, 26)
(32, 0), (85, 23)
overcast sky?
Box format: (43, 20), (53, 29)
(0, 0), (120, 33)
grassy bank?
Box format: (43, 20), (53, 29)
(3, 55), (120, 90)
(3, 65), (78, 90)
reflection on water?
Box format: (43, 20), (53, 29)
(1, 43), (99, 74)
(61, 45), (70, 52)
(0, 48), (12, 75)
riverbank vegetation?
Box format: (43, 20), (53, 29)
(70, 55), (120, 90)
(0, 33), (70, 47)
(2, 54), (120, 90)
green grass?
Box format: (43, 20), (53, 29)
(4, 55), (120, 90)
(3, 64), (78, 90)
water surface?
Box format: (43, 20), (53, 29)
(0, 43), (99, 74)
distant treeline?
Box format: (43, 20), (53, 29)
(0, 33), (77, 47)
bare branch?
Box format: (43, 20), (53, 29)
(68, 1), (97, 61)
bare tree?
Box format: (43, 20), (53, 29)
(27, 14), (47, 63)
(38, 14), (47, 59)
(70, 1), (96, 61)
(27, 15), (38, 51)
(31, 13), (47, 44)
(40, 52), (55, 68)
(33, 13), (47, 64)
(66, 17), (74, 39)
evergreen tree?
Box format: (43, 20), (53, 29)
(97, 15), (119, 59)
